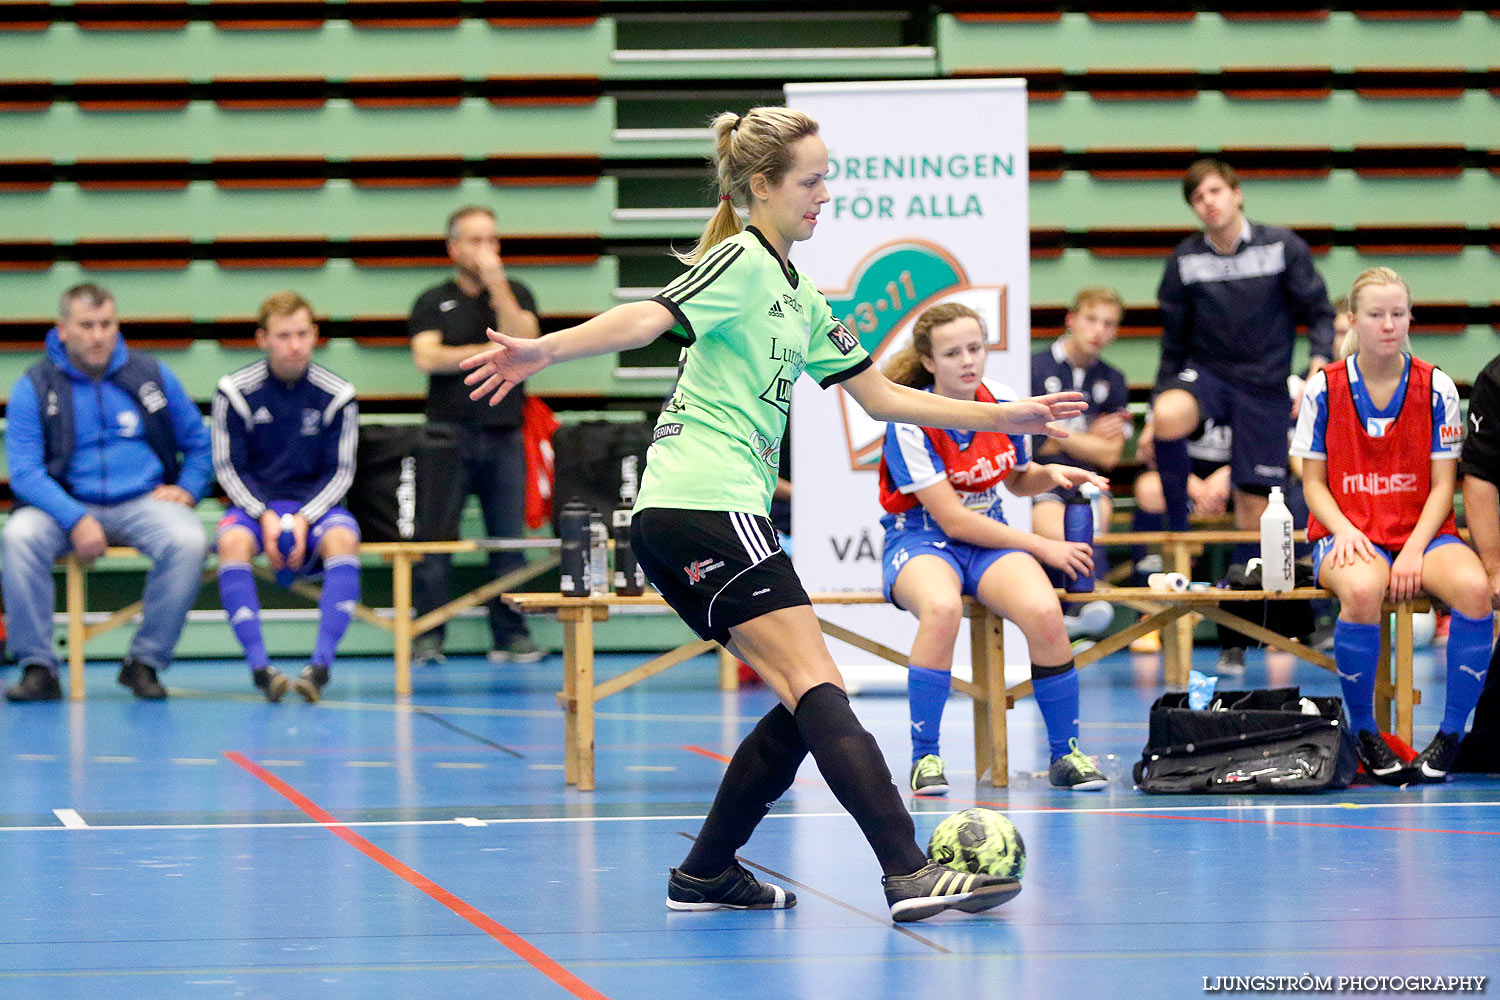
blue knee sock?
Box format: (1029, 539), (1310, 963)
(1442, 610), (1494, 734)
(218, 562), (268, 670)
(908, 666), (951, 760)
(312, 556), (360, 668)
(1334, 619), (1381, 734)
(1155, 437), (1191, 531)
(1032, 661), (1080, 761)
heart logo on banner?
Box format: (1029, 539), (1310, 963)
(822, 240), (970, 359)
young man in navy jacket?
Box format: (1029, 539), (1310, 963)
(1151, 159), (1336, 555)
(4, 283), (212, 701)
(212, 292), (360, 702)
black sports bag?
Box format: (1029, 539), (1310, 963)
(1133, 687), (1359, 793)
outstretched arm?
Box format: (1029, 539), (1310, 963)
(462, 300), (675, 406)
(840, 364), (1085, 438)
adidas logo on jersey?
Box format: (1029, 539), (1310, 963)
(252, 407), (273, 424)
(767, 301), (785, 319)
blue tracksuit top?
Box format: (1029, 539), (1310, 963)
(1156, 220), (1336, 391)
(5, 329), (212, 530)
(210, 359), (358, 523)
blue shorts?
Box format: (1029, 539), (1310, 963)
(1158, 365), (1289, 492)
(1311, 531), (1464, 585)
(216, 501), (361, 578)
(881, 514), (1024, 607)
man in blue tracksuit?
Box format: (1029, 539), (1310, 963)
(3, 283), (212, 702)
(211, 291), (360, 703)
(1151, 158), (1336, 559)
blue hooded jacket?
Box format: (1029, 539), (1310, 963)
(6, 328), (212, 530)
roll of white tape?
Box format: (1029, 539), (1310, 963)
(1148, 572), (1188, 592)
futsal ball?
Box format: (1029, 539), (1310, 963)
(926, 808), (1026, 880)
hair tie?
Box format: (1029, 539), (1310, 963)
(720, 194), (731, 202)
(731, 114), (742, 131)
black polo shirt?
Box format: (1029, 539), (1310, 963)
(408, 277), (537, 429)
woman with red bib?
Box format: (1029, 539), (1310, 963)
(1291, 266), (1492, 784)
(879, 302), (1110, 795)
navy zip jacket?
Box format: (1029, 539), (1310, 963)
(210, 360), (358, 523)
(1156, 220), (1336, 391)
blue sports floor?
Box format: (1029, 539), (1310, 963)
(1, 642), (1497, 1000)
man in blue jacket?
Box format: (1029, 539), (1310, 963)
(3, 283), (212, 701)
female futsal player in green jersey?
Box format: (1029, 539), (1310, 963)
(461, 107), (1087, 923)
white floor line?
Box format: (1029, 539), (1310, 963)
(2, 798), (1498, 835)
(52, 809), (88, 829)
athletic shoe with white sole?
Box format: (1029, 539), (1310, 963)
(1410, 730), (1461, 783)
(883, 863), (1021, 923)
(909, 754), (949, 796)
(1048, 738), (1109, 791)
(253, 666), (290, 703)
(294, 664), (329, 703)
(1357, 730), (1414, 786)
(1064, 600), (1114, 639)
(666, 862), (795, 911)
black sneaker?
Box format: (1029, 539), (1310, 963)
(882, 862), (1021, 923)
(909, 754), (950, 796)
(118, 658), (167, 700)
(1357, 730), (1414, 786)
(666, 862), (796, 911)
(253, 666), (291, 703)
(1048, 738), (1109, 791)
(294, 664), (330, 703)
(5, 664), (62, 703)
(1411, 730), (1462, 783)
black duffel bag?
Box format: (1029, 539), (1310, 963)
(345, 423), (464, 543)
(1133, 687), (1359, 793)
(550, 419), (653, 534)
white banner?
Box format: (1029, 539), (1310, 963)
(785, 79), (1031, 688)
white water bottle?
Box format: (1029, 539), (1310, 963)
(1259, 486), (1294, 592)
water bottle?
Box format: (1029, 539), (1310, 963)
(588, 512), (609, 595)
(1259, 485), (1294, 592)
(559, 499), (591, 597)
(1063, 492), (1094, 593)
(612, 505), (645, 596)
(275, 512), (297, 588)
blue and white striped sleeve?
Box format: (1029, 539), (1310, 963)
(1431, 367), (1464, 459)
(1289, 370), (1328, 459)
(883, 422), (946, 494)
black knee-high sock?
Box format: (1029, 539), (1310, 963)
(795, 683), (928, 876)
(679, 703), (808, 878)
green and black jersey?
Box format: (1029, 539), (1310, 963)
(638, 227), (871, 516)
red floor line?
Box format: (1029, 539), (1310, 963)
(681, 744), (829, 787)
(223, 751), (612, 1000)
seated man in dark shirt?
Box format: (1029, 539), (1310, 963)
(212, 292), (360, 702)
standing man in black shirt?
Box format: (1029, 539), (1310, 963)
(408, 206), (543, 664)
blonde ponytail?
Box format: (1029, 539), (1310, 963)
(673, 107), (820, 266)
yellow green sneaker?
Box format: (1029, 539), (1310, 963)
(909, 754), (949, 796)
(1048, 738), (1108, 791)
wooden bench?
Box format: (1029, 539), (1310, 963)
(59, 540), (559, 699)
(506, 587), (1426, 792)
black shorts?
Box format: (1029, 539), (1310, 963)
(631, 507), (811, 645)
